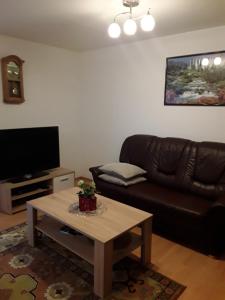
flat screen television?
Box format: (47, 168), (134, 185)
(0, 126), (60, 181)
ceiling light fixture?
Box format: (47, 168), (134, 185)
(108, 0), (155, 39)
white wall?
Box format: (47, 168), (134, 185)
(1, 27), (225, 178)
(79, 26), (225, 177)
(0, 35), (81, 174)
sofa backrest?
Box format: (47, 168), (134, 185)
(120, 134), (225, 198)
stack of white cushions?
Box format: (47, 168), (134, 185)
(98, 162), (147, 186)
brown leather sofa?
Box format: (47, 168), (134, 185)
(90, 135), (225, 256)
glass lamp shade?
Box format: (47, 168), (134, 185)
(108, 22), (121, 38)
(123, 19), (137, 35)
(140, 14), (155, 31)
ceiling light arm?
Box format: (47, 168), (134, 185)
(114, 7), (152, 22)
(132, 8), (151, 20)
(113, 11), (131, 23)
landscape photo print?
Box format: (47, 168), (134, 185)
(164, 51), (225, 106)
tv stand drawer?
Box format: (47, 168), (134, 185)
(53, 173), (75, 192)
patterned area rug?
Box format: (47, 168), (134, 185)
(0, 223), (185, 300)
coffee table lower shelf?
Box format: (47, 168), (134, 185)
(36, 216), (143, 265)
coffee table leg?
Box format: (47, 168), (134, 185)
(94, 240), (113, 298)
(27, 204), (37, 247)
(141, 218), (152, 266)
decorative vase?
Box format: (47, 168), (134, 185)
(79, 196), (97, 212)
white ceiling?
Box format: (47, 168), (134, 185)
(0, 0), (225, 52)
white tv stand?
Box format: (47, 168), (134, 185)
(0, 168), (75, 215)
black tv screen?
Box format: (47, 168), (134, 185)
(0, 126), (60, 180)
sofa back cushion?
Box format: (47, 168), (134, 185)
(148, 137), (192, 190)
(120, 134), (155, 169)
(194, 143), (225, 184)
(184, 142), (225, 198)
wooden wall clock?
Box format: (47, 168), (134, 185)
(1, 55), (25, 104)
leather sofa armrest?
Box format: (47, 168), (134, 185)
(89, 166), (105, 195)
(207, 194), (225, 255)
(89, 166), (103, 179)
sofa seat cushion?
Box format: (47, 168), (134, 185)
(96, 178), (212, 221)
(95, 177), (212, 251)
(127, 182), (212, 218)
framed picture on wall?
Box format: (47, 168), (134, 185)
(164, 50), (225, 106)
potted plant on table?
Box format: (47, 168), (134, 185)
(77, 180), (97, 212)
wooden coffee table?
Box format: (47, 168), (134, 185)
(27, 187), (153, 298)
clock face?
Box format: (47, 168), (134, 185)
(7, 61), (20, 81)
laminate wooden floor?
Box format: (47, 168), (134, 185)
(1, 211), (225, 300)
